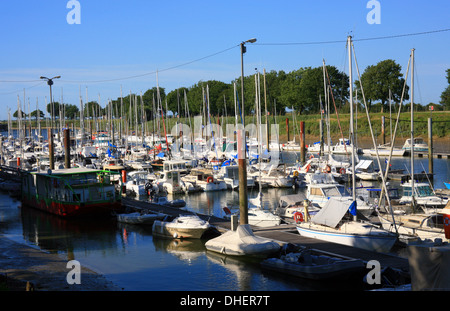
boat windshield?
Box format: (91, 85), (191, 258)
(417, 185), (433, 197)
(323, 186), (349, 197)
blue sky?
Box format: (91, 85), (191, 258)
(0, 0), (449, 120)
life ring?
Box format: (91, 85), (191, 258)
(293, 212), (304, 223)
(206, 176), (214, 183)
(293, 171), (299, 177)
(339, 168), (346, 174)
(444, 216), (450, 227)
(309, 155), (314, 159)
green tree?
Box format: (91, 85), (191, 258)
(64, 104), (79, 120)
(13, 110), (26, 119)
(355, 59), (409, 112)
(31, 109), (45, 120)
(298, 66), (349, 114)
(440, 69), (450, 110)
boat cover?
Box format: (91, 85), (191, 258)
(279, 193), (307, 207)
(408, 243), (450, 290)
(205, 224), (280, 257)
(311, 198), (352, 228)
(355, 160), (372, 170)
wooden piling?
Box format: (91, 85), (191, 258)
(300, 121), (305, 163)
(64, 128), (70, 169)
(428, 117), (433, 174)
(286, 118), (290, 142)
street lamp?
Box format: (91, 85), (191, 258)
(240, 38), (256, 127)
(238, 38), (256, 226)
(40, 76), (60, 170)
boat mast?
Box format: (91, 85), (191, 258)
(410, 48), (415, 204)
(347, 35), (356, 220)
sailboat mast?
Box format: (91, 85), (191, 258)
(410, 48), (415, 202)
(348, 35), (356, 219)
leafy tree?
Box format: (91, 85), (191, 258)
(278, 68), (307, 113)
(83, 101), (103, 119)
(31, 109), (45, 119)
(13, 110), (26, 119)
(440, 69), (450, 110)
(355, 59), (409, 112)
(298, 66), (349, 114)
(46, 101), (62, 118)
(65, 104), (79, 120)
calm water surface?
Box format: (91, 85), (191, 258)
(0, 152), (448, 291)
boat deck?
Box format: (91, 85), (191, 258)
(122, 197), (411, 274)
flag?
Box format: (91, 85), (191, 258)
(348, 200), (357, 216)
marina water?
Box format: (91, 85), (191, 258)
(0, 130), (449, 290)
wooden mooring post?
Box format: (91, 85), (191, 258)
(428, 117), (433, 174)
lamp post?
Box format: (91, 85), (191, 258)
(40, 76), (60, 170)
(238, 38), (256, 225)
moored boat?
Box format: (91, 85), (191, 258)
(21, 167), (123, 217)
(116, 211), (166, 225)
(205, 224), (280, 258)
(152, 215), (212, 239)
(261, 245), (365, 280)
(296, 198), (398, 253)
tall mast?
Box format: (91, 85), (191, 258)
(410, 48), (415, 203)
(348, 35), (356, 220)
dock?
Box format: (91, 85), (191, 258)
(122, 197), (411, 275)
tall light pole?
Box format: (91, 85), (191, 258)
(40, 76), (60, 170)
(240, 38), (256, 127)
(238, 38), (256, 225)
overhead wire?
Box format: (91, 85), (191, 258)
(0, 28), (448, 87)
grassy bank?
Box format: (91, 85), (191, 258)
(2, 111), (449, 141)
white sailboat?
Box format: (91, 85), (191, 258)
(296, 198), (397, 252)
(296, 36), (398, 253)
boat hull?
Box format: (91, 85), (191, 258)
(117, 212), (165, 225)
(152, 216), (211, 239)
(261, 256), (364, 280)
(296, 224), (397, 253)
(22, 195), (123, 218)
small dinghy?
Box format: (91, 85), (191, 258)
(261, 244), (365, 280)
(152, 195), (186, 208)
(152, 215), (212, 239)
(116, 211), (166, 225)
(205, 224), (280, 258)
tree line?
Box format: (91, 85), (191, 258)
(13, 60), (450, 121)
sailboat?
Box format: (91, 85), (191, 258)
(375, 49), (448, 243)
(296, 198), (397, 252)
(296, 36), (398, 253)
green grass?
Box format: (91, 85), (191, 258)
(3, 111), (449, 141)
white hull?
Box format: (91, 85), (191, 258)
(377, 214), (445, 242)
(296, 222), (397, 253)
(152, 215), (211, 239)
(366, 148), (406, 157)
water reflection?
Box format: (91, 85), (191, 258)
(0, 154), (448, 290)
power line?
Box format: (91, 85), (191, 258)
(59, 45), (239, 84)
(0, 81), (45, 95)
(256, 28), (450, 46)
(0, 28), (448, 86)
